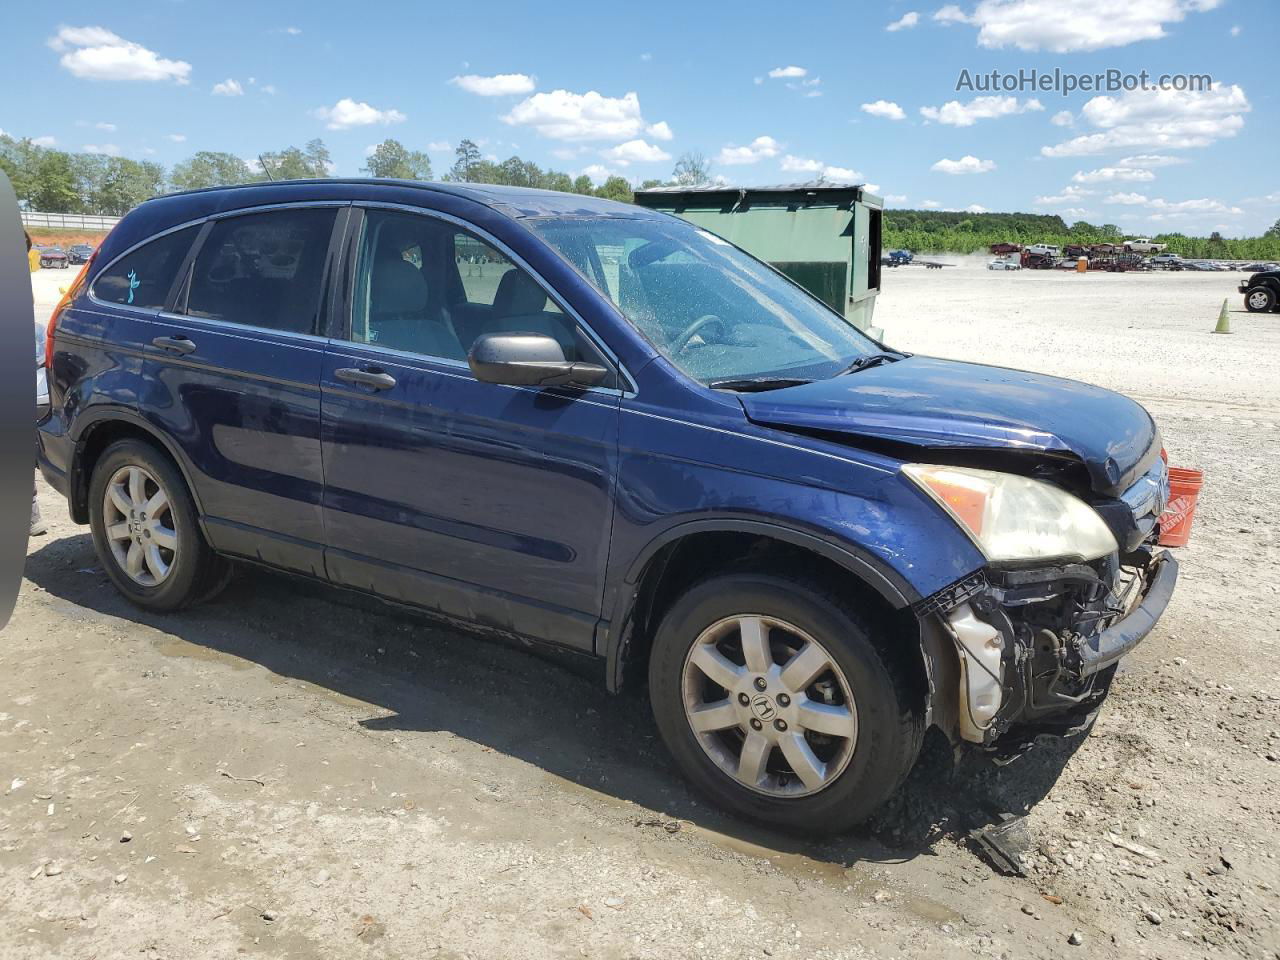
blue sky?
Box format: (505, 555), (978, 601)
(1, 0), (1274, 235)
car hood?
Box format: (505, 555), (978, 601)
(739, 356), (1159, 497)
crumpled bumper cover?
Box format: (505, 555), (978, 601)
(1076, 550), (1178, 676)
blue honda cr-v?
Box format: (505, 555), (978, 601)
(37, 179), (1177, 832)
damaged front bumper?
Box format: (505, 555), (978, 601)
(919, 547), (1178, 745)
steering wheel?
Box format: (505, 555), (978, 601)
(669, 314), (725, 354)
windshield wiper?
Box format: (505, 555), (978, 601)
(707, 376), (813, 392)
(837, 351), (910, 376)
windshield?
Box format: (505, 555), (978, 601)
(526, 216), (877, 385)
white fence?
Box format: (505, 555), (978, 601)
(22, 211), (121, 232)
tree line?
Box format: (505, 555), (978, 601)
(0, 133), (712, 216)
(4, 130), (1275, 258)
(883, 209), (1280, 261)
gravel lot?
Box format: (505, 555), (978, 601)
(3, 264), (1277, 960)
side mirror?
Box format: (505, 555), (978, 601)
(468, 332), (609, 389)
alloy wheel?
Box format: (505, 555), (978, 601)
(103, 465), (178, 587)
(681, 615), (858, 797)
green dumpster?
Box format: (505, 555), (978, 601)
(633, 182), (884, 337)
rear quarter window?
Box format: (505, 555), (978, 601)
(92, 226), (200, 310)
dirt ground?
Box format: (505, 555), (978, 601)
(3, 265), (1277, 960)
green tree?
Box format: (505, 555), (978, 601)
(595, 176), (633, 204)
(30, 148), (85, 212)
(260, 138), (331, 179)
(571, 175), (594, 195)
(87, 156), (166, 216)
(362, 139), (432, 180)
(671, 151), (711, 186)
(170, 151), (254, 191)
(540, 170), (573, 193)
(449, 139), (482, 181)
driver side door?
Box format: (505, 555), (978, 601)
(319, 206), (624, 651)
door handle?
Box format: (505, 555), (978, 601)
(152, 335), (197, 356)
(335, 367), (397, 390)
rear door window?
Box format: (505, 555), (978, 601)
(185, 208), (337, 335)
(92, 226), (199, 310)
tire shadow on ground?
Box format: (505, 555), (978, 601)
(23, 531), (1086, 872)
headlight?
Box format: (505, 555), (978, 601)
(902, 464), (1118, 563)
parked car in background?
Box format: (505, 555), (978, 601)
(68, 243), (95, 265)
(987, 257), (1021, 270)
(38, 179), (1179, 833)
(1241, 267), (1280, 312)
(1150, 253), (1183, 269)
(1126, 238), (1167, 254)
(39, 246), (69, 269)
(1241, 263), (1278, 273)
(1025, 243), (1060, 257)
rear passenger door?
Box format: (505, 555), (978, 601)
(139, 204), (346, 576)
(319, 206), (622, 651)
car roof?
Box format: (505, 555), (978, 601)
(153, 178), (657, 221)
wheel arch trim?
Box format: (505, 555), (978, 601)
(69, 409), (207, 525)
(602, 517), (919, 692)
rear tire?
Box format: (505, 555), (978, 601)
(88, 439), (229, 611)
(1244, 287), (1275, 313)
(648, 572), (922, 834)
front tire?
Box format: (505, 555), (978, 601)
(648, 572), (922, 834)
(1245, 287), (1276, 313)
(88, 439), (229, 611)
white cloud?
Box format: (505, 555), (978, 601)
(503, 89), (653, 141)
(579, 163), (614, 185)
(781, 155), (823, 173)
(261, 84), (277, 95)
(1041, 83), (1249, 156)
(32, 135), (57, 147)
(48, 24), (191, 84)
(312, 98), (406, 130)
(285, 26), (302, 35)
(1034, 185), (1095, 205)
(1106, 192), (1150, 205)
(780, 155), (863, 182)
(863, 183), (881, 193)
(767, 66), (807, 79)
(822, 166), (860, 184)
(931, 154), (996, 174)
(1072, 166), (1157, 183)
(921, 200), (942, 209)
(1118, 153), (1186, 167)
(212, 78), (243, 96)
(601, 139), (671, 165)
(640, 52), (653, 61)
(1105, 192), (1242, 215)
(718, 136), (782, 165)
(646, 120), (674, 141)
(933, 4), (971, 23)
(965, 204), (989, 213)
(1230, 24), (1240, 36)
(1051, 110), (1074, 127)
(939, 0), (1223, 53)
(82, 143), (120, 155)
(885, 193), (908, 203)
(450, 73), (536, 96)
(427, 140), (451, 151)
(887, 11), (920, 30)
(166, 133), (186, 142)
(920, 95), (1043, 126)
(861, 100), (906, 120)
